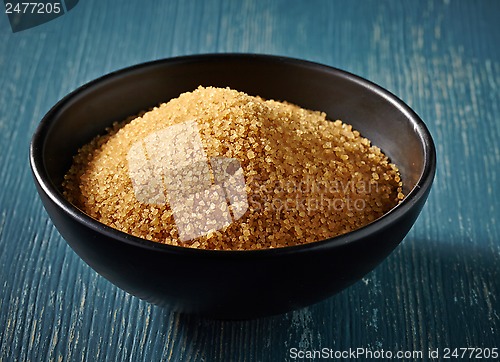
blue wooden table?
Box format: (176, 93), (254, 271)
(1, 0), (499, 360)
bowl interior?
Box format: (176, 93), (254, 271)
(38, 55), (430, 219)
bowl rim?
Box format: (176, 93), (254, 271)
(29, 53), (436, 258)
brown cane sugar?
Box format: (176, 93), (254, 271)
(62, 86), (404, 250)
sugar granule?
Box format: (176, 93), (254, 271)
(63, 86), (403, 250)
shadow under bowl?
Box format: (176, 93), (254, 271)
(30, 54), (436, 319)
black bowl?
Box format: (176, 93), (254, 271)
(30, 54), (436, 319)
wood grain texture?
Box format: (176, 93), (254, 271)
(1, 0), (499, 361)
